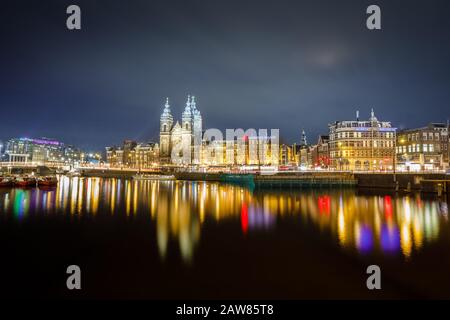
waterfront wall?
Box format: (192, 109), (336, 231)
(72, 170), (450, 193)
(0, 166), (55, 176)
(174, 171), (449, 193)
(174, 172), (223, 181)
(174, 171), (356, 188)
(80, 169), (138, 178)
(355, 173), (448, 191)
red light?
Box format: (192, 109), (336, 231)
(241, 203), (248, 234)
(318, 195), (331, 215)
(384, 195), (392, 218)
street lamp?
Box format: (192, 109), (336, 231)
(393, 131), (397, 181)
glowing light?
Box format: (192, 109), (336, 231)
(355, 223), (374, 254)
(110, 179), (116, 213)
(13, 190), (28, 220)
(400, 223), (412, 258)
(318, 195), (331, 216)
(337, 197), (347, 247)
(384, 195), (392, 219)
(241, 203), (248, 234)
(380, 225), (400, 253)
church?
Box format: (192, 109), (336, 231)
(159, 95), (279, 167)
(159, 95), (203, 165)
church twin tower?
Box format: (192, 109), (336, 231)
(160, 95), (203, 164)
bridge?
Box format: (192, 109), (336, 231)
(1, 162), (65, 168)
(0, 161), (163, 174)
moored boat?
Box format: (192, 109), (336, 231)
(14, 176), (37, 187)
(132, 174), (175, 181)
(0, 176), (14, 187)
(219, 173), (255, 185)
(37, 176), (58, 187)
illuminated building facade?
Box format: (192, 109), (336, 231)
(314, 135), (330, 168)
(200, 135), (279, 167)
(396, 123), (449, 171)
(329, 110), (396, 171)
(279, 143), (300, 167)
(297, 136), (330, 169)
(4, 137), (82, 165)
(133, 143), (160, 169)
(106, 140), (159, 169)
(159, 96), (278, 168)
(159, 96), (202, 165)
(299, 145), (312, 168)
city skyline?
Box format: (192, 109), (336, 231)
(2, 0), (450, 304)
(1, 101), (447, 151)
(2, 0), (450, 150)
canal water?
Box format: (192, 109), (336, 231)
(0, 176), (449, 299)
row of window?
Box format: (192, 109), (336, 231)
(403, 131), (446, 142)
(332, 131), (395, 139)
(330, 151), (393, 158)
(332, 121), (391, 129)
(330, 140), (394, 148)
(397, 144), (436, 153)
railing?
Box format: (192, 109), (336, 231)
(0, 162), (50, 168)
(2, 161), (446, 175)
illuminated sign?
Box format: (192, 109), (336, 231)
(19, 137), (63, 146)
(355, 127), (396, 132)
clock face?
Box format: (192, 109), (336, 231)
(1, 0), (450, 307)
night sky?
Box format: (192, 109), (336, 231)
(1, 0), (450, 150)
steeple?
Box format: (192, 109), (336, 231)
(183, 95), (192, 116)
(370, 108), (377, 122)
(182, 94), (193, 131)
(190, 95), (202, 165)
(191, 95), (201, 116)
(161, 97), (173, 119)
(191, 95), (197, 110)
(301, 129), (307, 146)
(160, 97), (173, 133)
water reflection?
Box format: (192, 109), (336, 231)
(0, 176), (448, 263)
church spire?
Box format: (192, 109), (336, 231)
(191, 95), (201, 116)
(301, 129), (307, 146)
(182, 94), (193, 131)
(160, 97), (173, 134)
(161, 97), (172, 119)
(370, 108), (377, 122)
(183, 94), (192, 116)
(191, 95), (196, 110)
